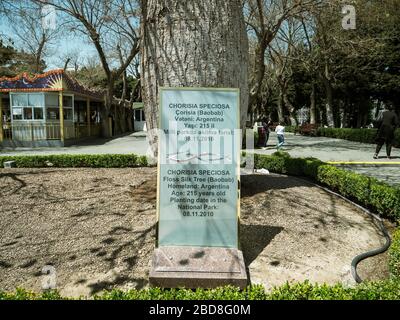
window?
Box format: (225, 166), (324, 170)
(12, 108), (23, 120)
(45, 94), (59, 121)
(28, 94), (43, 107)
(23, 108), (33, 120)
(141, 110), (145, 121)
(134, 109), (141, 121)
(44, 94), (73, 121)
(63, 96), (73, 108)
(62, 95), (73, 121)
(12, 94), (27, 106)
(45, 94), (59, 107)
(11, 93), (45, 120)
(34, 108), (44, 120)
(47, 108), (59, 120)
(64, 109), (73, 120)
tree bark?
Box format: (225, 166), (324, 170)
(310, 82), (316, 125)
(283, 93), (297, 126)
(277, 92), (284, 123)
(102, 86), (114, 137)
(34, 33), (46, 73)
(322, 74), (334, 127)
(141, 0), (249, 155)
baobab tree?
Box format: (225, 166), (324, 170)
(140, 0), (249, 155)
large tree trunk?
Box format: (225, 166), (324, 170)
(320, 62), (334, 127)
(141, 0), (249, 156)
(101, 87), (113, 138)
(310, 82), (316, 125)
(283, 93), (298, 126)
(322, 72), (334, 127)
(277, 92), (284, 123)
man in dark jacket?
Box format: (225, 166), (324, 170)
(262, 118), (272, 147)
(374, 102), (398, 159)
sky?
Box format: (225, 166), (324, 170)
(0, 14), (96, 71)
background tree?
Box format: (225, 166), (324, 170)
(4, 1), (61, 74)
(0, 36), (47, 77)
(33, 0), (141, 136)
(244, 0), (320, 122)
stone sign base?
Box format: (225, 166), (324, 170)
(149, 246), (248, 289)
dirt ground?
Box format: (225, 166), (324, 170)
(0, 168), (394, 297)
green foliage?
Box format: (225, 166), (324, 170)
(316, 128), (400, 147)
(0, 37), (15, 77)
(0, 154), (148, 168)
(2, 280), (400, 300)
(0, 288), (65, 300)
(0, 36), (46, 76)
(252, 153), (400, 221)
(1, 152), (399, 299)
(284, 126), (297, 133)
(270, 280), (400, 300)
(389, 229), (400, 278)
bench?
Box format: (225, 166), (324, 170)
(294, 124), (318, 136)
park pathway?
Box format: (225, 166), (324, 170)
(249, 132), (400, 187)
(0, 132), (149, 157)
(1, 131), (399, 186)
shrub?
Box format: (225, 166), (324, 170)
(0, 154), (148, 168)
(1, 152), (399, 299)
(284, 125), (297, 133)
(316, 127), (400, 146)
(389, 229), (400, 278)
(2, 280), (400, 300)
(250, 152), (400, 221)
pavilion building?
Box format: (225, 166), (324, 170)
(0, 69), (133, 147)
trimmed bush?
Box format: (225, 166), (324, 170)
(251, 152), (400, 221)
(285, 127), (400, 146)
(2, 280), (400, 300)
(0, 154), (148, 168)
(1, 152), (399, 299)
(284, 125), (297, 133)
(317, 127), (400, 147)
(389, 229), (400, 278)
(268, 280), (400, 300)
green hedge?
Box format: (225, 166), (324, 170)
(286, 127), (400, 146)
(2, 280), (400, 300)
(1, 152), (400, 298)
(389, 229), (400, 278)
(0, 154), (148, 168)
(317, 128), (377, 144)
(253, 152), (400, 221)
(316, 127), (400, 146)
(284, 125), (297, 133)
(252, 152), (400, 280)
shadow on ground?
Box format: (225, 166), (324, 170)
(241, 174), (312, 197)
(240, 224), (283, 267)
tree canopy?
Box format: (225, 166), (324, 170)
(1, 0), (399, 128)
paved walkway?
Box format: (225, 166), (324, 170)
(0, 132), (149, 156)
(249, 132), (400, 187)
(1, 131), (399, 186)
(250, 132), (399, 163)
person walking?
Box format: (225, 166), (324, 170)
(262, 119), (272, 148)
(275, 122), (285, 150)
(255, 119), (266, 148)
(374, 102), (398, 159)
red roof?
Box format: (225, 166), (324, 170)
(0, 69), (105, 100)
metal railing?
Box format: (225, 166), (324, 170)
(2, 122), (102, 141)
